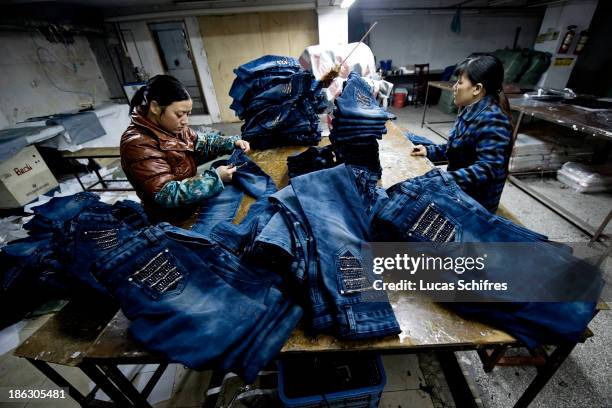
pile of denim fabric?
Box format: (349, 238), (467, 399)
(229, 55), (328, 149)
(1, 187), (301, 383)
(371, 168), (603, 348)
(0, 194), (148, 328)
(329, 72), (396, 176)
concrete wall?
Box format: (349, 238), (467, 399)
(318, 6), (348, 47)
(356, 11), (542, 70)
(0, 30), (111, 127)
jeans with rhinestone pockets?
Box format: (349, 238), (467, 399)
(372, 168), (598, 347)
(192, 150), (277, 238)
(334, 72), (396, 120)
(257, 165), (401, 339)
(373, 168), (547, 243)
(92, 223), (301, 383)
(63, 200), (149, 296)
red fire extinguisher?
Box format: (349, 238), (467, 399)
(558, 25), (577, 54)
(574, 30), (588, 55)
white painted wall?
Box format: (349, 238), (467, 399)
(361, 12), (541, 70)
(317, 6), (349, 46)
(534, 0), (598, 89)
(0, 30), (111, 127)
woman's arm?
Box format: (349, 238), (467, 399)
(154, 171), (223, 207)
(122, 139), (224, 208)
(425, 143), (449, 162)
(447, 118), (511, 190)
(193, 128), (241, 165)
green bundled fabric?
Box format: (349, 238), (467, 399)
(492, 48), (530, 83)
(438, 89), (458, 114)
(518, 50), (552, 86)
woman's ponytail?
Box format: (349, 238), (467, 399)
(129, 85), (147, 114)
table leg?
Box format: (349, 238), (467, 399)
(590, 209), (612, 244)
(98, 364), (154, 408)
(89, 158), (108, 190)
(80, 363), (135, 407)
(511, 111), (524, 153)
(27, 359), (88, 406)
(421, 84), (431, 128)
(436, 351), (479, 408)
(513, 342), (577, 408)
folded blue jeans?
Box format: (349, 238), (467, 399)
(93, 223), (302, 383)
(335, 72), (396, 120)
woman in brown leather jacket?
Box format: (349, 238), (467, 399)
(120, 75), (250, 224)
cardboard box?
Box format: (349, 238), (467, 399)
(0, 145), (58, 208)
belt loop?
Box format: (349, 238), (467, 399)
(143, 228), (160, 243)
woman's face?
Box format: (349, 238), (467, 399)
(453, 72), (484, 107)
(150, 99), (193, 134)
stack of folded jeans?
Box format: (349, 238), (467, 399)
(329, 72), (396, 176)
(229, 55), (328, 149)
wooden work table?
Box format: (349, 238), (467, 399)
(15, 121), (604, 408)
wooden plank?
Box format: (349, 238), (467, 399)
(198, 11), (318, 122)
(14, 299), (118, 366)
(61, 147), (120, 159)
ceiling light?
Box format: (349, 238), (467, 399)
(340, 0), (355, 8)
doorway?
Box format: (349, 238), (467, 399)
(149, 21), (208, 115)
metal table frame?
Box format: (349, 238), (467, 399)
(61, 147), (133, 192)
(507, 105), (612, 244)
(420, 81), (457, 141)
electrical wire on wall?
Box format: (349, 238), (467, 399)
(29, 28), (97, 106)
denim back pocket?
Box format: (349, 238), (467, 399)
(128, 248), (188, 300)
(375, 182), (421, 226)
(335, 246), (371, 296)
(82, 228), (120, 251)
(406, 203), (461, 243)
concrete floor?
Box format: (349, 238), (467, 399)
(0, 105), (610, 407)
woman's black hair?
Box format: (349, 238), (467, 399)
(454, 54), (513, 128)
(129, 74), (190, 114)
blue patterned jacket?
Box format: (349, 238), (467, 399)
(426, 96), (512, 212)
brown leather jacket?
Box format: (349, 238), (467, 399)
(120, 109), (201, 224)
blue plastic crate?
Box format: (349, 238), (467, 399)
(278, 354), (386, 408)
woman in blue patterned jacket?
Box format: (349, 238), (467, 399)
(411, 55), (513, 212)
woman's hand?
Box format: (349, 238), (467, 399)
(411, 145), (427, 157)
(215, 165), (237, 183)
(234, 140), (250, 153)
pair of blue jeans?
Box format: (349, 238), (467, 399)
(334, 72), (396, 120)
(372, 168), (601, 347)
(0, 233), (74, 329)
(192, 149), (277, 238)
(60, 200), (149, 296)
(254, 165), (400, 339)
(92, 223), (302, 383)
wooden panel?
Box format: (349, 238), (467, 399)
(198, 11), (318, 123)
